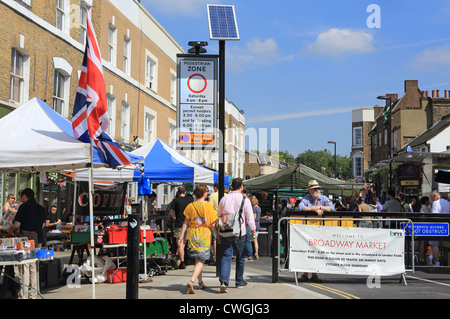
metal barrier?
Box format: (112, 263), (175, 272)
(277, 216), (415, 286)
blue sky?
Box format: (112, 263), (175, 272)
(141, 0), (450, 157)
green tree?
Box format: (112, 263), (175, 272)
(295, 149), (352, 179)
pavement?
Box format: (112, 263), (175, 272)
(41, 251), (329, 300)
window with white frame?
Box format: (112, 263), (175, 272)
(80, 3), (87, 46)
(53, 70), (65, 115)
(168, 119), (176, 148)
(144, 111), (156, 143)
(353, 127), (362, 146)
(56, 0), (65, 31)
(353, 155), (363, 177)
(10, 49), (24, 104)
(108, 23), (117, 66)
(106, 94), (116, 137)
(170, 70), (176, 106)
(145, 50), (158, 91)
(123, 36), (131, 75)
(120, 102), (130, 143)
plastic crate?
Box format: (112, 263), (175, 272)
(140, 227), (154, 243)
(106, 226), (127, 244)
(35, 248), (54, 260)
(106, 268), (127, 283)
(143, 238), (168, 257)
(71, 231), (91, 243)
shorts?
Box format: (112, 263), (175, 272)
(174, 227), (188, 240)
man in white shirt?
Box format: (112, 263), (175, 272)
(429, 191), (450, 267)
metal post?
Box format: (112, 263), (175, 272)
(272, 185), (279, 283)
(216, 40), (225, 278)
(126, 214), (140, 299)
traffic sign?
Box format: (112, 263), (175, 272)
(176, 55), (218, 150)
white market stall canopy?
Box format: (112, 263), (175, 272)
(75, 138), (228, 186)
(0, 97), (142, 173)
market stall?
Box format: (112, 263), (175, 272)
(0, 97), (143, 298)
(74, 138), (228, 186)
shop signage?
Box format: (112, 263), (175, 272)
(176, 55), (218, 150)
(401, 222), (449, 237)
(76, 182), (127, 216)
(400, 180), (419, 186)
(289, 224), (405, 276)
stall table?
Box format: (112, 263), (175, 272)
(0, 258), (43, 299)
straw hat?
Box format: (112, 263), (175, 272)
(306, 180), (321, 190)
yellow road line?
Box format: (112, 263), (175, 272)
(305, 282), (361, 299)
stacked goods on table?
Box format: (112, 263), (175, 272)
(0, 236), (54, 262)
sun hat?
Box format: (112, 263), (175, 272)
(306, 180), (321, 190)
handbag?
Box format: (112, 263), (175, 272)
(218, 196), (245, 238)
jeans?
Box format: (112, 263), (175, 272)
(219, 236), (246, 286)
(245, 225), (253, 257)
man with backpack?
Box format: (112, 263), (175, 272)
(217, 178), (256, 293)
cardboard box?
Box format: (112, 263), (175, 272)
(16, 240), (35, 250)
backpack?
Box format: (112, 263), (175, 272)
(218, 196), (245, 238)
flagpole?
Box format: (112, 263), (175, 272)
(88, 139), (96, 299)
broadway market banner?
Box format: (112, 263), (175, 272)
(289, 224), (405, 276)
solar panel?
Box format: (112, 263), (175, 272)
(207, 4), (240, 41)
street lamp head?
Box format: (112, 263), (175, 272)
(327, 141), (336, 144)
(188, 41), (208, 55)
(377, 95), (389, 100)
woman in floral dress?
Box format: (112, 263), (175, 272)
(178, 184), (219, 294)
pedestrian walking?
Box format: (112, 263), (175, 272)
(217, 178), (256, 293)
(177, 184), (218, 294)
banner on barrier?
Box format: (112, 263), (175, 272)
(289, 224), (405, 276)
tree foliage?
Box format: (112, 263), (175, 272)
(295, 149), (352, 179)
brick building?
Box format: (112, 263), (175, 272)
(365, 80), (450, 195)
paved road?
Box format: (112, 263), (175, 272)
(41, 253), (450, 301)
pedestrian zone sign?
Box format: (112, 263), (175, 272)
(176, 55), (218, 150)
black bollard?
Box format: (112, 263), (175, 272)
(126, 214), (140, 299)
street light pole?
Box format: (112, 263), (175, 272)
(328, 141), (336, 178)
(377, 96), (393, 190)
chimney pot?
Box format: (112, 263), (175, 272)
(432, 90), (435, 98)
(426, 91), (429, 97)
(437, 90), (440, 97)
(446, 90), (449, 98)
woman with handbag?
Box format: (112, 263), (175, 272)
(178, 184), (219, 294)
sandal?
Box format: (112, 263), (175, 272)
(187, 280), (195, 294)
(198, 281), (208, 290)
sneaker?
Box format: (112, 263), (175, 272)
(179, 262), (186, 269)
(235, 281), (248, 288)
(220, 283), (228, 293)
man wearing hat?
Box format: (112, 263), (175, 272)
(298, 180), (335, 283)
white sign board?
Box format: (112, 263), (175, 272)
(176, 55), (218, 149)
(289, 224), (405, 276)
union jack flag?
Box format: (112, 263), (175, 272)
(72, 6), (132, 168)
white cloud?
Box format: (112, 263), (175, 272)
(301, 28), (374, 58)
(142, 0), (218, 17)
(227, 38), (294, 73)
(411, 45), (450, 70)
(247, 106), (358, 124)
